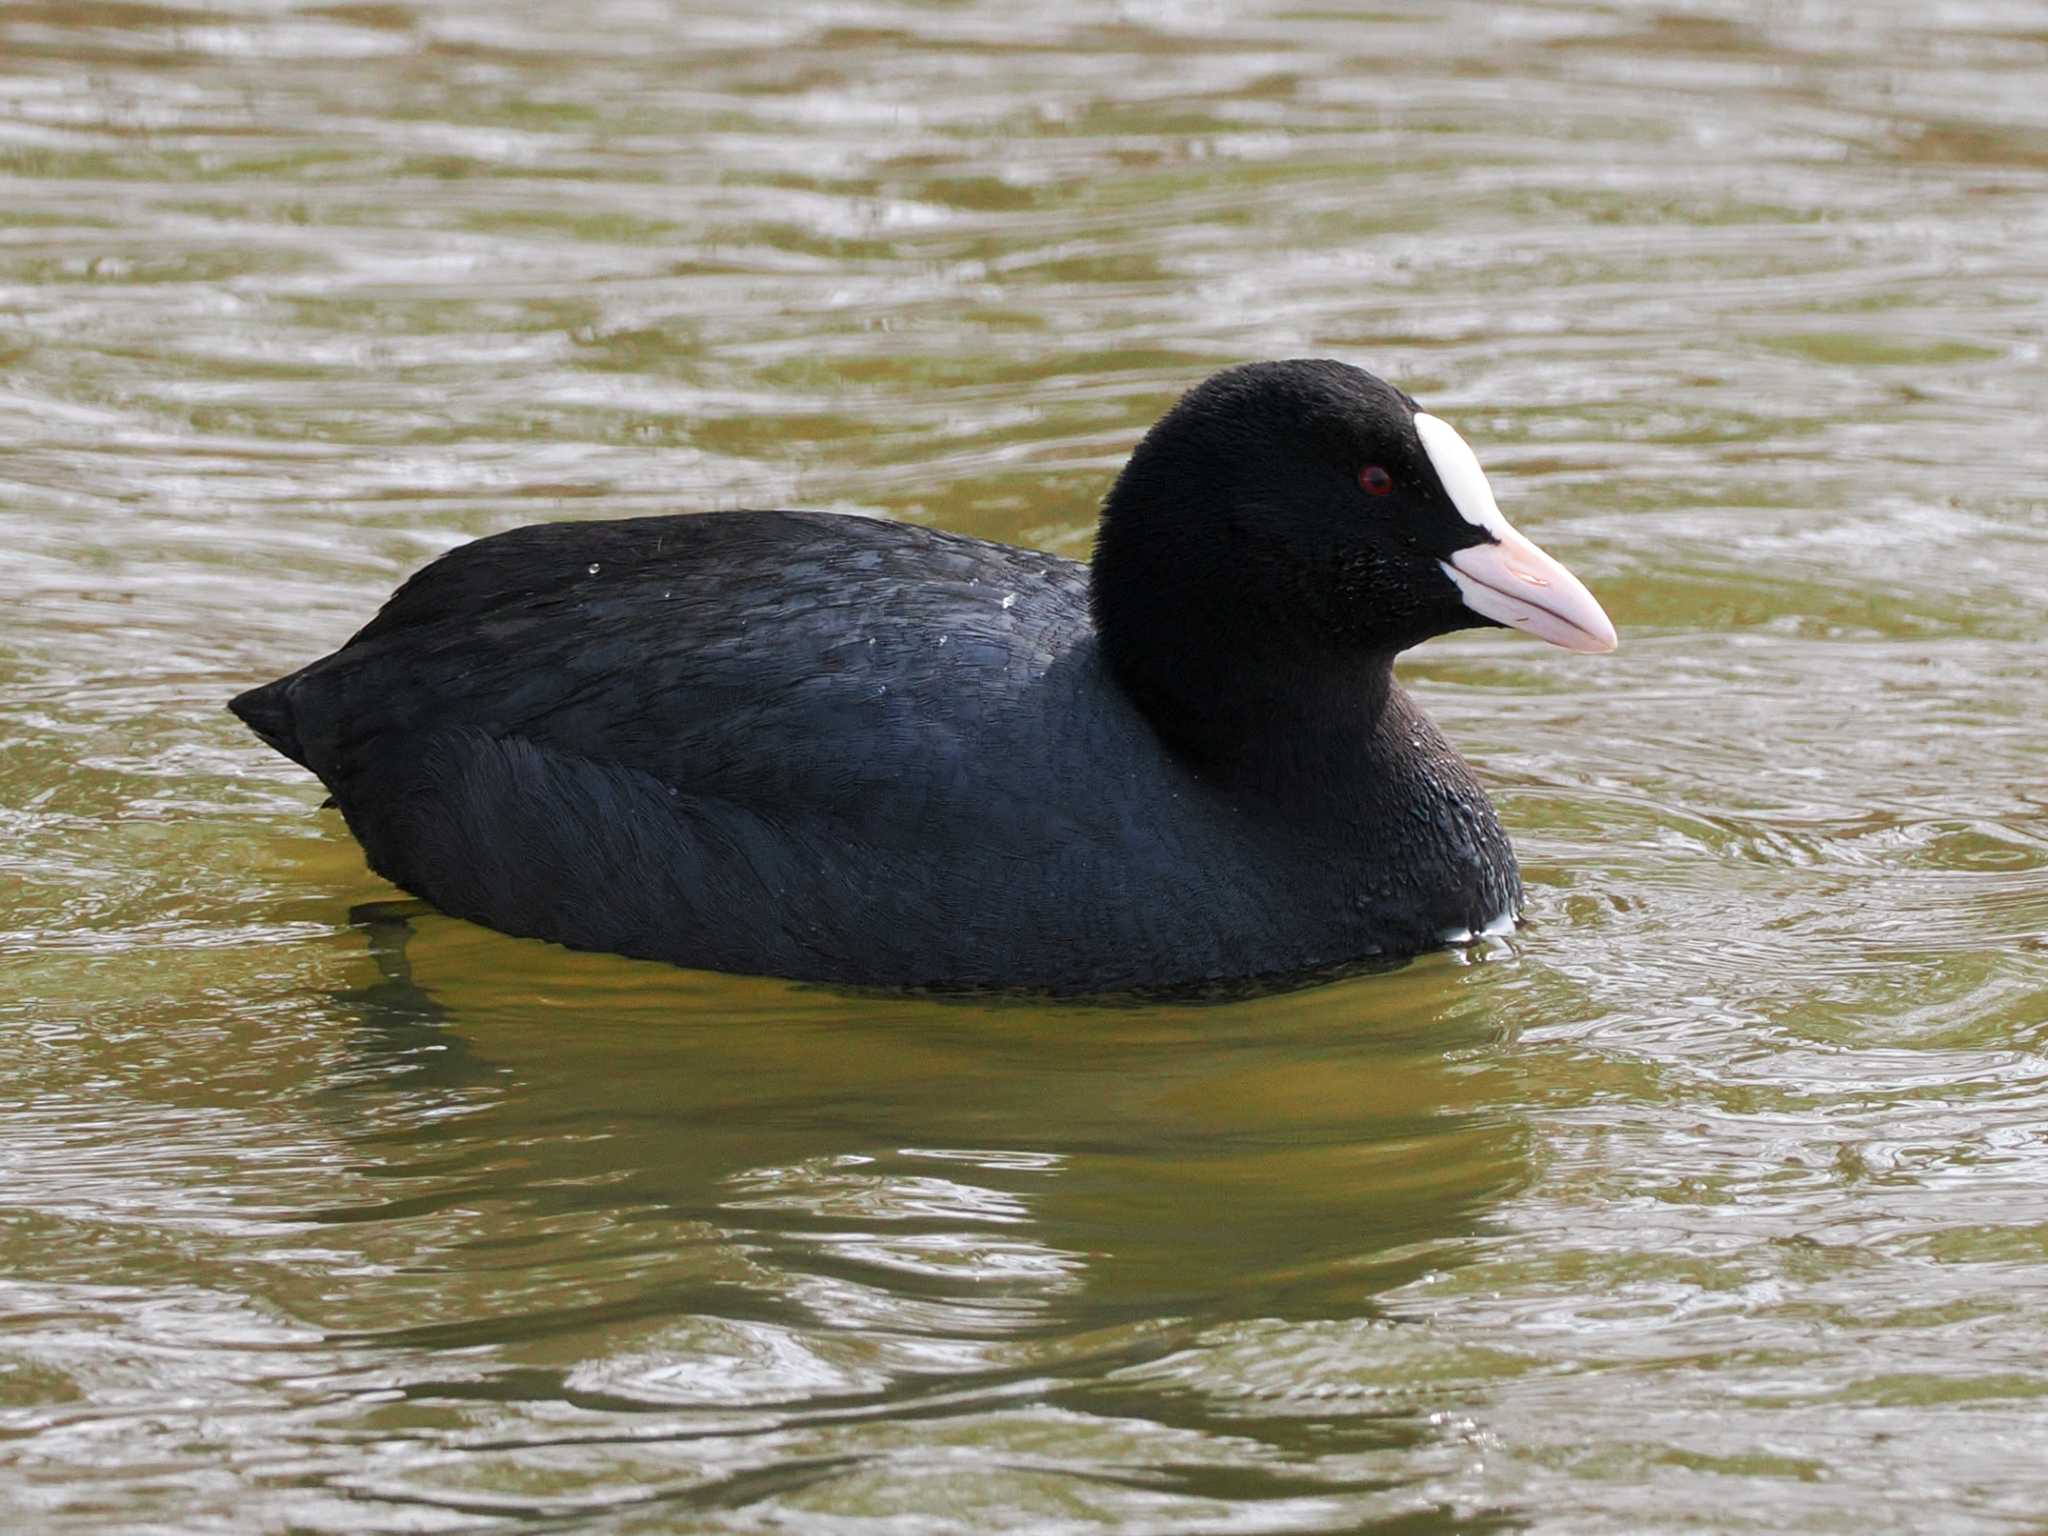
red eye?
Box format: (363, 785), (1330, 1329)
(1358, 465), (1393, 496)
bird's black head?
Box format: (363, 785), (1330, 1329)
(1090, 359), (1613, 759)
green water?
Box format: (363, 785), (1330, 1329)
(5, 2), (2047, 1530)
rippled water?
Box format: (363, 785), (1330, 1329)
(6, 1), (2048, 1530)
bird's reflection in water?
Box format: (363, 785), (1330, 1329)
(304, 901), (1530, 1463)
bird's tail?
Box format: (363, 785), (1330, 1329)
(228, 676), (308, 768)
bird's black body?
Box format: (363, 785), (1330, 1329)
(231, 361), (1599, 995)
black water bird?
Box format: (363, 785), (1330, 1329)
(231, 360), (1616, 994)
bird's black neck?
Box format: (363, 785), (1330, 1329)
(1096, 617), (1405, 813)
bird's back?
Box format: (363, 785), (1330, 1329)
(234, 511), (1320, 990)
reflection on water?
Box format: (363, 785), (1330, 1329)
(5, 0), (2048, 1530)
(6, 906), (1525, 1528)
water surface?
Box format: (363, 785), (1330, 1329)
(5, 1), (2048, 1530)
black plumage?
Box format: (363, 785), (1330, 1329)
(232, 360), (1609, 994)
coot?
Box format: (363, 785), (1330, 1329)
(232, 360), (1615, 994)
